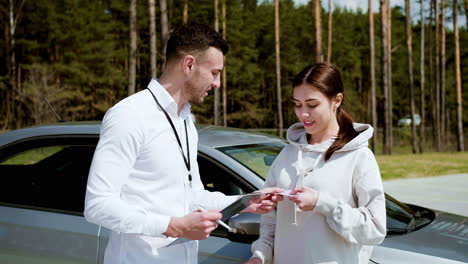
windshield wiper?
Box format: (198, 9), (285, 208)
(387, 227), (412, 235)
(406, 211), (423, 231)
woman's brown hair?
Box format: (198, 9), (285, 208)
(292, 63), (358, 161)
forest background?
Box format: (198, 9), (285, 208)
(1, 0), (467, 157)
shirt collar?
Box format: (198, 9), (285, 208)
(147, 78), (192, 120)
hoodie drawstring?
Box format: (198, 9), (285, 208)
(292, 147), (324, 226)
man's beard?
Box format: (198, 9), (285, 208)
(185, 79), (205, 104)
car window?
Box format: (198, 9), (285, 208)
(0, 142), (96, 214)
(198, 153), (252, 195)
(0, 146), (67, 165)
(217, 142), (285, 179)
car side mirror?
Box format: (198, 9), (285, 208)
(226, 213), (260, 244)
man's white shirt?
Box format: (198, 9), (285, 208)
(84, 79), (237, 264)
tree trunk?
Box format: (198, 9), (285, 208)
(7, 0), (25, 127)
(183, 0), (188, 24)
(313, 0), (323, 63)
(406, 0), (418, 153)
(214, 0), (220, 125)
(129, 0), (137, 95)
(435, 0), (441, 151)
(381, 0), (390, 154)
(387, 0), (393, 154)
(160, 0), (169, 68)
(9, 0), (17, 93)
(429, 0), (436, 150)
(4, 2), (11, 129)
(454, 0), (464, 151)
(369, 0), (377, 153)
(327, 0), (332, 63)
(419, 0), (425, 153)
(149, 0), (157, 78)
(222, 0), (227, 127)
(214, 0), (219, 32)
(440, 0), (446, 146)
(275, 0), (283, 137)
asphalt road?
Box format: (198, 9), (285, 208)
(383, 174), (468, 217)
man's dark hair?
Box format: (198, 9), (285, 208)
(166, 23), (229, 62)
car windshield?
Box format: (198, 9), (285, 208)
(217, 142), (286, 179)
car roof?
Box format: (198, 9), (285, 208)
(0, 122), (102, 147)
(0, 121), (284, 149)
(197, 125), (284, 148)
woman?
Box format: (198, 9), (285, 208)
(246, 63), (386, 264)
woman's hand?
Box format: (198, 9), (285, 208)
(289, 186), (319, 211)
(242, 187), (284, 214)
(244, 257), (262, 264)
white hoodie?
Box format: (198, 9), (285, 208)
(251, 123), (386, 264)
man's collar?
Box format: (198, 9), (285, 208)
(147, 78), (191, 119)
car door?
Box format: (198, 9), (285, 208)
(0, 137), (100, 264)
(196, 152), (255, 264)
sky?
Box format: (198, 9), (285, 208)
(292, 0), (467, 29)
(294, 0), (408, 11)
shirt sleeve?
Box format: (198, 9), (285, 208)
(250, 158), (280, 264)
(313, 148), (387, 245)
(84, 103), (171, 237)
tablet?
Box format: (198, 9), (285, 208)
(220, 192), (268, 222)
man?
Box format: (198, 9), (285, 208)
(84, 23), (282, 264)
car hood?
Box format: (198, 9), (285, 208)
(376, 211), (468, 263)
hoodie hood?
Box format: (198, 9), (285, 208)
(286, 122), (374, 153)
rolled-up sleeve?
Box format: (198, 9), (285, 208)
(313, 148), (387, 245)
(84, 104), (170, 237)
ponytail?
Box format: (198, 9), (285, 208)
(324, 106), (358, 161)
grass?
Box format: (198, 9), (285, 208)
(376, 152), (468, 181)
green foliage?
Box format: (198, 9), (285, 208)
(0, 0), (467, 151)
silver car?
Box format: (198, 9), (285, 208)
(0, 122), (467, 264)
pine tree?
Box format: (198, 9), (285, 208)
(406, 0), (418, 153)
(214, 0), (220, 125)
(381, 0), (391, 154)
(129, 0), (137, 95)
(454, 0), (464, 151)
(327, 0), (332, 63)
(160, 0), (169, 68)
(419, 0), (426, 153)
(369, 0), (377, 153)
(149, 0), (157, 78)
(313, 0), (323, 62)
(275, 0), (283, 137)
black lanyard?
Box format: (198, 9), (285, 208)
(146, 88), (192, 183)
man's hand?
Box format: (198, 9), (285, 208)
(242, 187), (284, 214)
(289, 186), (319, 211)
(244, 257), (262, 264)
(163, 211), (221, 240)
